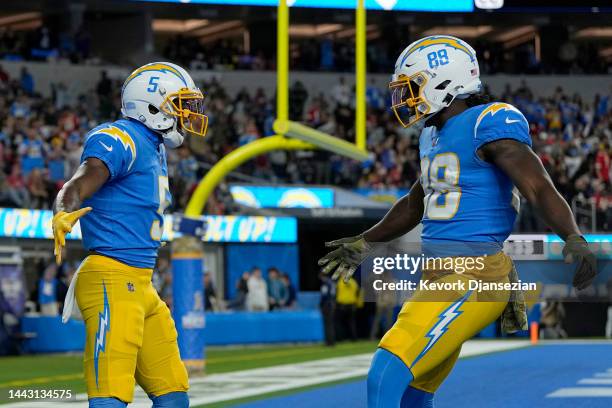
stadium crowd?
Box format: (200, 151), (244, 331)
(3, 23), (609, 75)
(0, 65), (610, 231)
(165, 35), (610, 75)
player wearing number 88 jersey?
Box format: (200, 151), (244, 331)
(52, 62), (208, 407)
(319, 35), (596, 408)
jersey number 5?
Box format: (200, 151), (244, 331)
(150, 176), (170, 241)
(421, 153), (461, 220)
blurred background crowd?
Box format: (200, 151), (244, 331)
(0, 63), (610, 231)
(2, 24), (609, 75)
(164, 34), (610, 75)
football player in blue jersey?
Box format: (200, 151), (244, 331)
(52, 62), (208, 408)
(318, 36), (597, 408)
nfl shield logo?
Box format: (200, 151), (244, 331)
(127, 282), (135, 292)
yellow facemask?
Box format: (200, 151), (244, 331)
(160, 88), (208, 137)
(389, 72), (430, 128)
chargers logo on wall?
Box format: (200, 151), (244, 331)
(230, 186), (261, 208)
(229, 186), (334, 209)
(278, 188), (324, 208)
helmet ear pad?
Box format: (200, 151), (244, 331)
(121, 99), (175, 132)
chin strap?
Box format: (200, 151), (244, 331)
(161, 120), (184, 148)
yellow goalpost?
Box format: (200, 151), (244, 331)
(185, 0), (368, 217)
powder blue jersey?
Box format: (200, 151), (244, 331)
(79, 119), (171, 268)
(419, 102), (531, 246)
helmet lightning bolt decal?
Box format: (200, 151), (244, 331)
(411, 290), (472, 367)
(401, 36), (475, 67)
(93, 281), (110, 389)
(123, 63), (188, 88)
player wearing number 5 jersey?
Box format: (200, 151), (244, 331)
(318, 36), (597, 407)
(52, 62), (208, 408)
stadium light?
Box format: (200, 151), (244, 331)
(474, 0), (504, 10)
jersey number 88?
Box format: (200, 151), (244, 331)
(421, 153), (461, 220)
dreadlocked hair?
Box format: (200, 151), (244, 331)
(465, 92), (492, 107)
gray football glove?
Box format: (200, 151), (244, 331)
(563, 234), (597, 290)
(318, 235), (371, 282)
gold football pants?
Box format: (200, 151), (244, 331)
(75, 255), (188, 402)
(379, 251), (512, 393)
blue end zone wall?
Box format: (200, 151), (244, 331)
(21, 316), (85, 353)
(20, 311), (323, 352)
(205, 311), (323, 345)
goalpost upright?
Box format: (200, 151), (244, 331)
(185, 0), (368, 217)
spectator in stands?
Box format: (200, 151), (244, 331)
(6, 165), (30, 207)
(0, 171), (25, 207)
(96, 70), (113, 119)
(173, 146), (199, 209)
(228, 271), (249, 310)
(47, 138), (66, 183)
(203, 272), (218, 312)
(289, 81), (308, 120)
(246, 267), (268, 311)
(18, 128), (46, 176)
(0, 64), (9, 87)
(335, 277), (359, 341)
(319, 272), (336, 346)
(331, 76), (350, 108)
(26, 168), (49, 209)
(366, 78), (385, 110)
(19, 67), (34, 95)
(281, 273), (297, 309)
(595, 143), (610, 184)
(267, 267), (287, 311)
(37, 263), (64, 316)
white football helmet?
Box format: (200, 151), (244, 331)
(390, 35), (481, 127)
(121, 62), (208, 148)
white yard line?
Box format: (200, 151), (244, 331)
(548, 367), (612, 399)
(547, 387), (612, 398)
(3, 340), (529, 407)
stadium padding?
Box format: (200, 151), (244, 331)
(20, 311), (323, 352)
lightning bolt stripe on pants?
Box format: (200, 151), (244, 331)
(411, 290), (472, 367)
(94, 280), (110, 389)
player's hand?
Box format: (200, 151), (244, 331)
(563, 234), (597, 290)
(52, 207), (92, 265)
(318, 235), (371, 282)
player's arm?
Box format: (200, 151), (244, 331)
(363, 181), (424, 242)
(481, 140), (578, 239)
(480, 139), (597, 289)
(52, 158), (109, 264)
(318, 181), (424, 281)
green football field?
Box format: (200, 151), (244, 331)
(0, 341), (377, 406)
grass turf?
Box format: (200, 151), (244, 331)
(0, 341), (377, 405)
